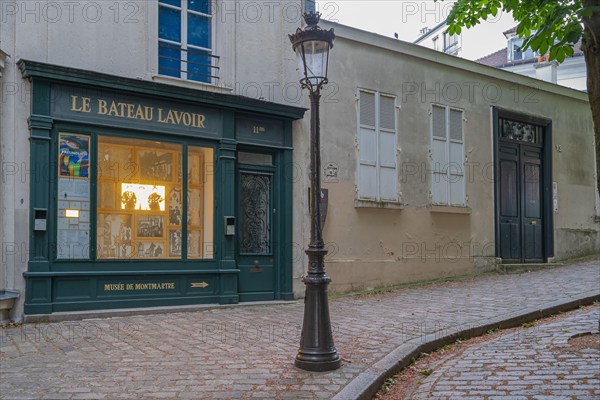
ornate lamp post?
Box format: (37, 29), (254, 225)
(289, 12), (340, 372)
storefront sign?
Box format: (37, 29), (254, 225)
(70, 96), (207, 129)
(103, 282), (176, 291)
(236, 116), (286, 146)
(51, 85), (222, 137)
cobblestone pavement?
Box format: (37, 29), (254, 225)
(409, 305), (600, 400)
(1, 260), (598, 400)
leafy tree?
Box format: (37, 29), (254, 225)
(439, 0), (600, 198)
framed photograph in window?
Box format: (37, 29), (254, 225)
(169, 230), (182, 257)
(188, 230), (201, 258)
(97, 213), (133, 258)
(188, 189), (201, 227)
(136, 215), (164, 238)
(138, 150), (173, 182)
(136, 241), (166, 258)
(99, 182), (118, 209)
(98, 144), (133, 180)
(168, 187), (182, 225)
(188, 154), (202, 185)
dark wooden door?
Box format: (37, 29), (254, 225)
(497, 142), (544, 263)
(237, 167), (276, 301)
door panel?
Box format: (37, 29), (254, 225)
(237, 168), (275, 300)
(498, 142), (521, 262)
(521, 146), (543, 262)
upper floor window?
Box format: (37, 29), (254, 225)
(431, 105), (465, 206)
(508, 37), (536, 61)
(357, 90), (398, 202)
(158, 0), (217, 84)
(443, 31), (459, 54)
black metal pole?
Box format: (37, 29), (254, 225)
(295, 90), (341, 372)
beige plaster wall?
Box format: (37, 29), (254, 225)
(292, 21), (599, 293)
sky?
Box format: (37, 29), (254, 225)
(315, 1), (517, 56)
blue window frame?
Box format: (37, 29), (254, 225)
(159, 0), (213, 83)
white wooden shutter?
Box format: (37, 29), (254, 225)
(378, 95), (397, 201)
(448, 109), (465, 205)
(358, 90), (377, 199)
(431, 105), (448, 204)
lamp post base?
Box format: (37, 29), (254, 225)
(295, 353), (341, 372)
(295, 257), (341, 372)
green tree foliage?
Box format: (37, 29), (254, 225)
(442, 0), (599, 62)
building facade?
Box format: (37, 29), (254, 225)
(0, 0), (312, 319)
(317, 20), (599, 292)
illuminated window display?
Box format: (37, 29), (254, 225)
(96, 136), (213, 259)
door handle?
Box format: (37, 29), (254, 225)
(531, 220), (537, 225)
(250, 260), (263, 273)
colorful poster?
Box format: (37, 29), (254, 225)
(59, 134), (90, 178)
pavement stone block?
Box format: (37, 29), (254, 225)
(0, 260), (598, 400)
(404, 304), (599, 400)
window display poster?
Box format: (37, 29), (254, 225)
(59, 133), (90, 178)
(57, 177), (90, 259)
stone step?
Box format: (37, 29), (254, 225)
(496, 263), (565, 274)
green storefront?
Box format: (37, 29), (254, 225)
(19, 60), (305, 315)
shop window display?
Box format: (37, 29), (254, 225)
(95, 136), (213, 259)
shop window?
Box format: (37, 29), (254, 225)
(188, 146), (214, 258)
(57, 133), (91, 259)
(357, 89), (398, 202)
(158, 0), (215, 83)
(431, 105), (465, 206)
(95, 136), (213, 260)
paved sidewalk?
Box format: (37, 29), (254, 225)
(1, 260), (599, 400)
(409, 306), (600, 400)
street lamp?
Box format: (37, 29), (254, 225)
(289, 11), (340, 372)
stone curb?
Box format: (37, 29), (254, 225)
(332, 290), (600, 400)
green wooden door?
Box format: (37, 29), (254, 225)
(237, 158), (277, 301)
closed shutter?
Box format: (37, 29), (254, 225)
(357, 90), (398, 201)
(431, 105), (447, 204)
(379, 95), (397, 201)
(449, 109), (465, 205)
(431, 105), (465, 206)
(358, 91), (377, 199)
